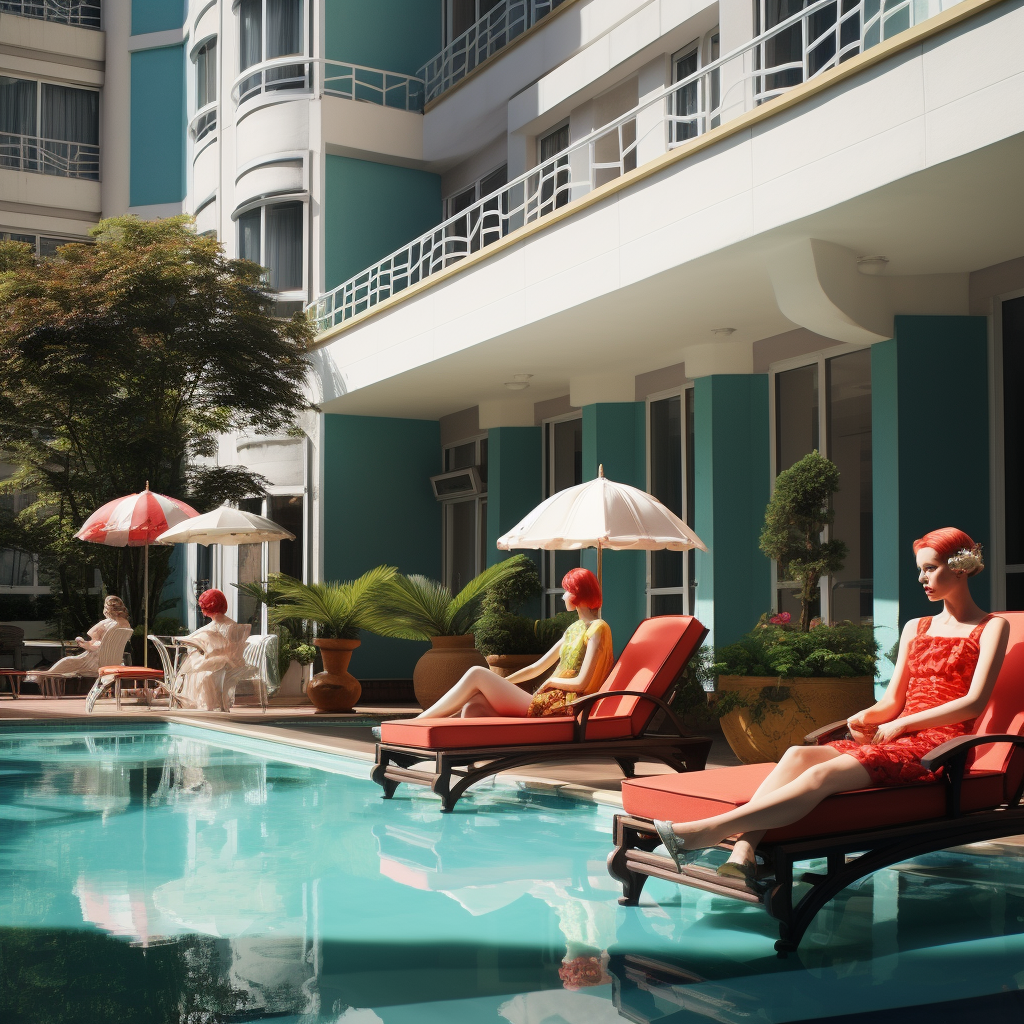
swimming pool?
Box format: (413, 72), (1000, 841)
(1, 722), (1024, 1023)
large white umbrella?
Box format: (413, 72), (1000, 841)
(496, 466), (706, 584)
(155, 504), (295, 546)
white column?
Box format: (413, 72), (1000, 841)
(635, 54), (670, 167)
(101, 0), (132, 216)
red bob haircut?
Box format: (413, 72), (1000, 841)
(198, 588), (228, 616)
(562, 567), (602, 609)
(913, 528), (977, 565)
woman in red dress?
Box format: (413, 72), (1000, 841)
(655, 527), (1009, 883)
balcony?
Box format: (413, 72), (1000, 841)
(323, 61), (425, 113)
(0, 133), (99, 180)
(419, 0), (567, 105)
(311, 0), (950, 334)
(0, 0), (100, 28)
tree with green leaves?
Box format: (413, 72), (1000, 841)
(0, 216), (313, 634)
(759, 450), (848, 632)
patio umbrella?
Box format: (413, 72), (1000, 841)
(154, 504), (296, 546)
(496, 465), (706, 585)
(75, 484), (200, 665)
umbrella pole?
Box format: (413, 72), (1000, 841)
(596, 542), (603, 589)
(143, 543), (149, 667)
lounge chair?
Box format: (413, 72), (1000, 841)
(608, 610), (1024, 956)
(371, 615), (712, 812)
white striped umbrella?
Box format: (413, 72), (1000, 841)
(75, 484), (199, 664)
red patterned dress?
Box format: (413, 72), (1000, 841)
(829, 615), (993, 786)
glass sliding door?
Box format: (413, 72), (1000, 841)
(1002, 296), (1024, 608)
(543, 416), (582, 617)
(442, 436), (488, 594)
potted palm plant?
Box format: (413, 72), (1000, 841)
(371, 557), (533, 709)
(269, 567), (396, 712)
(714, 450), (878, 763)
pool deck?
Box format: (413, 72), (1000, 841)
(0, 694), (742, 806)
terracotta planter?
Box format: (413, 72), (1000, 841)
(486, 653), (551, 691)
(308, 639), (362, 712)
(716, 675), (875, 764)
(414, 634), (487, 710)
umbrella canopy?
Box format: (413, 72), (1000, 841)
(496, 467), (706, 554)
(155, 504), (296, 546)
(75, 487), (199, 547)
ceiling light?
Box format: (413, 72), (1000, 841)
(856, 255), (889, 275)
(504, 381), (530, 391)
(511, 373), (533, 381)
(711, 327), (736, 336)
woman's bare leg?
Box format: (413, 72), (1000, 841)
(415, 666), (534, 719)
(460, 694), (501, 718)
(721, 746), (845, 871)
(669, 749), (871, 851)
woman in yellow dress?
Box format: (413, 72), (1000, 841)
(411, 568), (614, 720)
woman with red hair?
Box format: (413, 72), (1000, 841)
(173, 589), (256, 711)
(410, 567), (615, 720)
(653, 527), (1009, 886)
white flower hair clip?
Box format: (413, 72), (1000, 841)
(948, 544), (984, 576)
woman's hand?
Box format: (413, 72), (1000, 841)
(871, 719), (907, 744)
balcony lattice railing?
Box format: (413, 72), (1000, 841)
(0, 133), (99, 180)
(419, 0), (566, 105)
(311, 0), (949, 334)
(232, 56), (313, 106)
(323, 61), (425, 112)
(0, 0), (100, 28)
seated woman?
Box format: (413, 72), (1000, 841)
(173, 589), (255, 712)
(27, 595), (130, 686)
(655, 527), (1009, 884)
(413, 568), (615, 721)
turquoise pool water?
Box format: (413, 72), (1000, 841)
(2, 724), (1024, 1023)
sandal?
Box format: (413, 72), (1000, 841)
(654, 820), (703, 871)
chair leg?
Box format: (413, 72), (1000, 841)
(115, 677), (121, 711)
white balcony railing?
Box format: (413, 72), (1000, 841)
(323, 61), (425, 112)
(0, 133), (99, 180)
(0, 0), (100, 28)
(231, 56), (313, 106)
(310, 0), (943, 334)
(190, 100), (217, 143)
(419, 0), (567, 105)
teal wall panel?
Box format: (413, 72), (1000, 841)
(324, 155), (441, 290)
(132, 0), (186, 34)
(581, 403), (646, 657)
(323, 414), (442, 678)
(872, 315), (989, 681)
(693, 375), (771, 647)
(325, 0), (442, 76)
(159, 544), (187, 628)
(130, 46), (186, 207)
(486, 427), (542, 565)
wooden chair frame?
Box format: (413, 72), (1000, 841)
(608, 720), (1024, 956)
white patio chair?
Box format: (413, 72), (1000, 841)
(44, 626), (132, 699)
(239, 633), (278, 712)
(145, 635), (189, 709)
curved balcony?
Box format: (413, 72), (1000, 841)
(310, 0), (940, 333)
(189, 100), (218, 144)
(231, 56), (313, 107)
(323, 61), (424, 113)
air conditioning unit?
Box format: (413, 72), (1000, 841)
(429, 466), (485, 500)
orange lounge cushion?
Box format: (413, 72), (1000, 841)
(380, 713), (633, 749)
(100, 666), (164, 679)
(621, 762), (1006, 842)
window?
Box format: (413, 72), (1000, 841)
(237, 200), (305, 307)
(238, 0), (306, 104)
(442, 436), (488, 593)
(445, 0), (505, 43)
(0, 77), (98, 179)
(542, 415), (582, 616)
(671, 30), (720, 144)
(444, 164), (507, 254)
(0, 231), (83, 255)
(538, 123), (570, 215)
(648, 390), (696, 616)
(1000, 296), (1024, 608)
(194, 39), (217, 141)
(772, 347), (873, 623)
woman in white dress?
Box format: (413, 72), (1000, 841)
(28, 596), (130, 684)
(174, 589), (254, 712)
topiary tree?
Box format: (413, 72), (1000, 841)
(759, 450), (847, 632)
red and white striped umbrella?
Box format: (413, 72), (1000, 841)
(76, 487), (199, 547)
(75, 484), (200, 669)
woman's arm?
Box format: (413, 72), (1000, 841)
(536, 628), (605, 695)
(872, 616), (1010, 742)
(847, 619), (917, 740)
(506, 639), (562, 685)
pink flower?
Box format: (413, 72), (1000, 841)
(769, 612), (791, 625)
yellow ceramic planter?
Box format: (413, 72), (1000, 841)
(716, 675), (875, 764)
